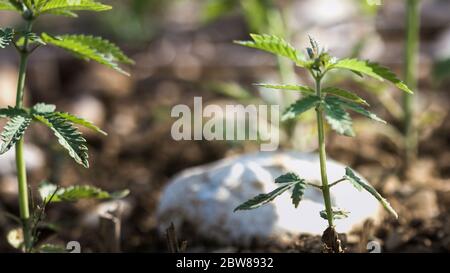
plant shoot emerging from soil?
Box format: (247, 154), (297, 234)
(0, 0), (132, 252)
(234, 34), (412, 252)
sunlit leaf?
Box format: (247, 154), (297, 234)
(39, 181), (129, 203)
(324, 99), (355, 137)
(322, 87), (368, 106)
(235, 33), (306, 67)
(344, 167), (398, 218)
(330, 58), (412, 94)
(42, 33), (133, 75)
(282, 95), (320, 121)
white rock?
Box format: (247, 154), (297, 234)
(157, 152), (382, 246)
(0, 144), (45, 175)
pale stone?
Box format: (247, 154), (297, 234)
(157, 152), (383, 246)
(0, 144), (45, 175)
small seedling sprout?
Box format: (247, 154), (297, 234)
(234, 34), (411, 252)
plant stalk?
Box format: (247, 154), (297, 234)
(15, 20), (33, 252)
(403, 0), (420, 167)
(315, 77), (334, 228)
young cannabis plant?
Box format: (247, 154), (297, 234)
(234, 34), (412, 252)
(0, 0), (132, 252)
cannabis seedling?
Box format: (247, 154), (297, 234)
(0, 0), (132, 252)
(234, 34), (412, 252)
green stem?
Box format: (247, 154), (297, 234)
(403, 0), (420, 167)
(315, 77), (334, 227)
(15, 20), (33, 252)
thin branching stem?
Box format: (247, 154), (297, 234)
(306, 182), (323, 190)
(329, 178), (347, 188)
(15, 19), (34, 253)
(315, 76), (334, 228)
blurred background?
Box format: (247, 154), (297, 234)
(0, 0), (449, 252)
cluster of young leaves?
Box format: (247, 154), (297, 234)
(234, 34), (409, 219)
(0, 0), (133, 75)
(0, 103), (106, 168)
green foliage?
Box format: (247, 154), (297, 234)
(324, 98), (355, 137)
(0, 0), (20, 11)
(55, 112), (107, 135)
(34, 112), (89, 168)
(322, 87), (368, 106)
(37, 0), (111, 17)
(0, 106), (28, 118)
(329, 58), (412, 94)
(282, 95), (321, 121)
(41, 33), (133, 75)
(0, 27), (14, 48)
(255, 83), (315, 95)
(1, 0), (129, 253)
(0, 115), (32, 154)
(0, 102), (106, 169)
(0, 0), (111, 17)
(344, 167), (398, 218)
(0, 107), (32, 154)
(234, 173), (307, 211)
(38, 181), (129, 203)
(291, 182), (306, 209)
(235, 34), (405, 237)
(235, 34), (306, 67)
(329, 97), (386, 124)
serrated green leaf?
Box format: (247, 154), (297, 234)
(235, 172), (308, 211)
(330, 58), (412, 94)
(38, 181), (129, 203)
(32, 103), (56, 114)
(0, 115), (32, 154)
(282, 95), (320, 121)
(55, 112), (107, 135)
(0, 28), (14, 49)
(255, 83), (315, 95)
(275, 172), (302, 184)
(327, 96), (386, 124)
(320, 208), (350, 220)
(324, 99), (355, 137)
(344, 167), (398, 218)
(322, 87), (368, 106)
(41, 33), (133, 75)
(38, 0), (111, 17)
(235, 34), (306, 67)
(291, 182), (306, 208)
(0, 0), (21, 11)
(0, 106), (29, 118)
(34, 113), (89, 168)
(234, 183), (293, 211)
